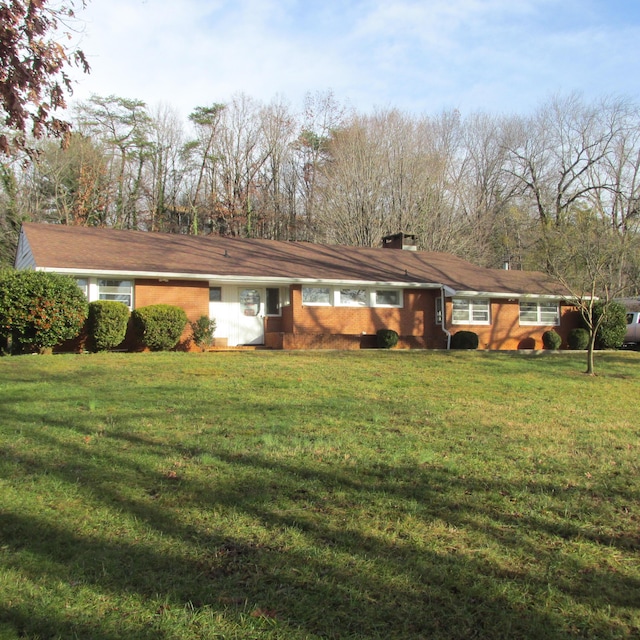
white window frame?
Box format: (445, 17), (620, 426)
(265, 287), (282, 317)
(98, 279), (133, 309)
(452, 298), (490, 325)
(302, 286), (332, 306)
(435, 296), (443, 324)
(75, 278), (89, 299)
(519, 300), (560, 326)
(336, 288), (368, 307)
(373, 289), (403, 308)
(301, 286), (404, 309)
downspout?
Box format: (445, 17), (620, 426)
(440, 287), (451, 350)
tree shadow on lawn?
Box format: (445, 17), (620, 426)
(1, 422), (639, 639)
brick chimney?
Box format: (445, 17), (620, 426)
(382, 233), (417, 251)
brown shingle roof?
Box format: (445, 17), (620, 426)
(20, 223), (567, 297)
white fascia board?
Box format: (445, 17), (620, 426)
(451, 289), (567, 301)
(37, 267), (443, 289)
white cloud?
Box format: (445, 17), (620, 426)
(66, 0), (640, 121)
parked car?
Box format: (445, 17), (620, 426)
(624, 311), (640, 348)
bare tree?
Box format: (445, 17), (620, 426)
(211, 94), (270, 236)
(145, 103), (186, 233)
(544, 211), (629, 374)
(505, 94), (622, 234)
(294, 90), (348, 239)
(585, 100), (640, 293)
(314, 113), (388, 247)
(254, 97), (297, 240)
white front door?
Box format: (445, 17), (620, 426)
(238, 288), (264, 345)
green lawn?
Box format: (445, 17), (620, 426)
(0, 350), (638, 639)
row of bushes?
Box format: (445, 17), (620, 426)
(447, 328), (592, 351)
(89, 301), (193, 352)
(448, 326), (608, 351)
(84, 302), (216, 352)
(91, 302), (216, 352)
(0, 270), (216, 354)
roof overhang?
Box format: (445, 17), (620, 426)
(36, 267), (443, 289)
(38, 267), (569, 299)
(447, 289), (568, 301)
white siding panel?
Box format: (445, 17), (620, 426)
(209, 286), (238, 346)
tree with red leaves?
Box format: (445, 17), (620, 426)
(0, 0), (89, 154)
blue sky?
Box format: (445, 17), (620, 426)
(69, 0), (640, 119)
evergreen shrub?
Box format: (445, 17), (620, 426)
(0, 269), (87, 353)
(542, 329), (562, 350)
(451, 330), (479, 350)
(592, 301), (627, 349)
(190, 315), (216, 349)
(132, 304), (187, 351)
(568, 327), (589, 350)
(87, 300), (130, 351)
(376, 329), (399, 349)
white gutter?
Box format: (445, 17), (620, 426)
(36, 266), (443, 289)
(39, 266), (568, 303)
(447, 290), (566, 301)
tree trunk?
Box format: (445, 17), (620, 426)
(585, 332), (597, 375)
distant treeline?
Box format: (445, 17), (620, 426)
(1, 90), (639, 294)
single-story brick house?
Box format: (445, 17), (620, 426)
(15, 223), (579, 350)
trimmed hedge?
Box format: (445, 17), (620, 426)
(132, 304), (187, 351)
(376, 329), (399, 349)
(451, 330), (479, 350)
(568, 327), (589, 350)
(0, 269), (88, 354)
(542, 329), (562, 350)
(87, 300), (130, 351)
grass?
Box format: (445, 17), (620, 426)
(0, 349), (638, 639)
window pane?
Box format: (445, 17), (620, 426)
(209, 287), (222, 302)
(98, 279), (132, 307)
(520, 301), (559, 325)
(519, 301), (538, 323)
(240, 288), (260, 316)
(98, 279), (131, 289)
(539, 303), (559, 324)
(339, 288), (367, 306)
(471, 299), (489, 322)
(302, 286), (330, 304)
(266, 288), (280, 315)
(472, 309), (489, 322)
(435, 297), (443, 323)
(376, 290), (400, 306)
(452, 299), (470, 323)
(76, 278), (88, 298)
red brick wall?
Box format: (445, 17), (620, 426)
(119, 281), (582, 352)
(288, 285), (433, 338)
(445, 299), (581, 350)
